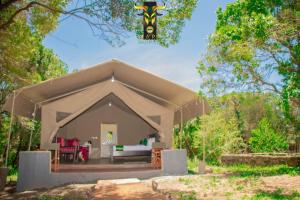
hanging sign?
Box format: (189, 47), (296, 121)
(134, 1), (166, 40)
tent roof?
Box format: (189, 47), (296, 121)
(4, 59), (209, 122)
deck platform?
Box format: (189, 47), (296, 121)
(53, 157), (155, 172)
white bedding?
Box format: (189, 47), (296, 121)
(113, 144), (151, 151)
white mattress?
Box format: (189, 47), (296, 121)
(113, 145), (151, 152)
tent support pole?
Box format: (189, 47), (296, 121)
(28, 104), (37, 151)
(202, 99), (206, 164)
(180, 108), (183, 149)
(5, 91), (16, 166)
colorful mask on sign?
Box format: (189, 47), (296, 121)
(134, 1), (166, 40)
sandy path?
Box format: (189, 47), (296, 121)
(93, 183), (166, 200)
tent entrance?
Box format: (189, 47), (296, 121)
(55, 93), (159, 163)
(100, 123), (117, 158)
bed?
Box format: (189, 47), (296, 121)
(111, 137), (155, 160)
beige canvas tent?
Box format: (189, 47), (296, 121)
(4, 59), (210, 151)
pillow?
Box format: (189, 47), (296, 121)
(142, 138), (148, 146)
(72, 139), (80, 146)
(147, 137), (155, 147)
(57, 137), (65, 147)
(67, 138), (79, 146)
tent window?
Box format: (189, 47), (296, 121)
(56, 112), (71, 122)
(147, 115), (161, 125)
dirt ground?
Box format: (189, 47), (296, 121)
(1, 175), (299, 200)
(93, 182), (166, 200)
(150, 175), (300, 199)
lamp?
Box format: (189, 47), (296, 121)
(111, 74), (115, 82)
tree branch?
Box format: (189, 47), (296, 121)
(0, 1), (123, 37)
(246, 65), (281, 94)
(0, 0), (19, 11)
(0, 1), (37, 30)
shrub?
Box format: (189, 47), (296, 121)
(196, 110), (247, 164)
(249, 118), (288, 153)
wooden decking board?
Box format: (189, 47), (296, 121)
(52, 159), (160, 173)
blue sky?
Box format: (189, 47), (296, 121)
(43, 0), (234, 92)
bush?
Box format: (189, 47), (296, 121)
(249, 118), (288, 153)
(196, 110), (247, 164)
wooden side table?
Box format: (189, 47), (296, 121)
(151, 148), (162, 168)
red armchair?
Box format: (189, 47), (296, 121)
(57, 137), (79, 162)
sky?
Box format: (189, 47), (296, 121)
(43, 0), (234, 92)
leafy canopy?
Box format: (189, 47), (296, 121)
(198, 0), (299, 131)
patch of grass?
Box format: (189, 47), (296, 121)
(6, 169), (18, 183)
(236, 184), (245, 191)
(223, 164), (300, 177)
(225, 192), (233, 199)
(178, 177), (193, 185)
(189, 159), (300, 177)
(209, 176), (219, 187)
(187, 159), (199, 174)
(7, 174), (17, 182)
(178, 191), (197, 200)
(250, 189), (300, 200)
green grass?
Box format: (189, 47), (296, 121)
(178, 177), (193, 185)
(187, 158), (199, 174)
(215, 164), (300, 177)
(6, 174), (17, 182)
(188, 159), (300, 177)
(6, 169), (18, 183)
(251, 189), (300, 200)
(178, 191), (197, 200)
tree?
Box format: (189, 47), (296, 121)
(0, 0), (197, 86)
(0, 41), (68, 168)
(175, 92), (291, 163)
(0, 0), (68, 90)
(0, 0), (197, 46)
(196, 109), (246, 164)
(198, 0), (299, 132)
(249, 118), (288, 153)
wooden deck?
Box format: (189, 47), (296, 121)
(52, 157), (159, 173)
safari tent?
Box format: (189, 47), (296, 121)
(4, 59), (209, 151)
(4, 59), (210, 191)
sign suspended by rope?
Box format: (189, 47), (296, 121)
(134, 1), (166, 40)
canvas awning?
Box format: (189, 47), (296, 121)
(3, 59), (210, 124)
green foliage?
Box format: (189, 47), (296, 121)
(174, 118), (201, 159)
(196, 109), (246, 164)
(187, 158), (199, 174)
(0, 0), (69, 84)
(198, 0), (300, 133)
(177, 93), (291, 164)
(249, 118), (288, 153)
(156, 0), (197, 47)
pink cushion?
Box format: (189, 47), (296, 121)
(79, 146), (89, 161)
(57, 137), (65, 147)
(67, 138), (79, 146)
(60, 147), (76, 153)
